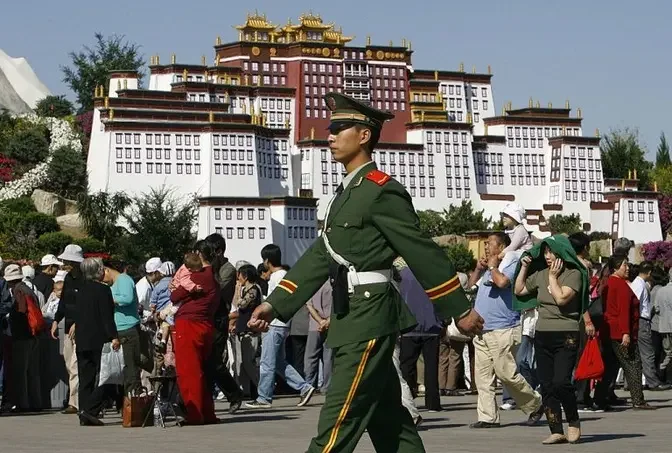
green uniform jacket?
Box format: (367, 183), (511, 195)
(512, 234), (590, 313)
(267, 162), (470, 348)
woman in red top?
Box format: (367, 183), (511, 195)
(599, 255), (654, 410)
(171, 240), (221, 425)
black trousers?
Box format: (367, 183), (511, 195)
(118, 326), (142, 395)
(206, 326), (242, 401)
(400, 335), (441, 411)
(535, 331), (579, 434)
(77, 348), (107, 417)
(593, 335), (622, 407)
(289, 335), (307, 378)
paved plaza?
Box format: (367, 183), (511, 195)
(0, 391), (669, 452)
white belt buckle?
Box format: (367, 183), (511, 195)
(347, 265), (359, 294)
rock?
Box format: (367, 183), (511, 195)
(56, 213), (82, 230)
(31, 189), (65, 216)
(64, 198), (78, 215)
(433, 235), (468, 248)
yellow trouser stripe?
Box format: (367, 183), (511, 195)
(322, 339), (377, 453)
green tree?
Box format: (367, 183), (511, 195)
(443, 243), (476, 273)
(650, 165), (672, 195)
(5, 127), (50, 164)
(34, 95), (75, 118)
(36, 231), (74, 255)
(600, 128), (652, 190)
(547, 213), (582, 235)
(417, 210), (449, 237)
(61, 33), (145, 112)
(656, 132), (671, 169)
(122, 187), (197, 263)
(43, 146), (88, 199)
(77, 191), (131, 246)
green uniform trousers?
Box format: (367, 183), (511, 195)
(307, 334), (425, 453)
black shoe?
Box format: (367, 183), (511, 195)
(469, 421), (500, 429)
(649, 384), (672, 391)
(297, 387), (316, 407)
(229, 399), (242, 415)
(78, 411), (104, 426)
(527, 406), (544, 426)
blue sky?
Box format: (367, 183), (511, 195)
(1, 0), (668, 158)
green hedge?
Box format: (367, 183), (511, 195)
(36, 232), (74, 255)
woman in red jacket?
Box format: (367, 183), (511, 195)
(599, 255), (654, 410)
(171, 241), (221, 425)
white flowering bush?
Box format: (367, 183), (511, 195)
(0, 114), (82, 201)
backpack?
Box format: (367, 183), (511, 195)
(15, 285), (46, 336)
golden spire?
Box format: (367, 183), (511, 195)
(421, 111), (425, 122)
(408, 41), (412, 51)
(621, 179), (625, 190)
(209, 111), (214, 123)
(366, 35), (371, 46)
(155, 55), (160, 65)
(242, 102), (246, 114)
(214, 57), (219, 67)
(628, 169), (632, 179)
(94, 86), (98, 97)
(216, 36), (222, 45)
(183, 68), (188, 81)
(250, 104), (255, 116)
(201, 55), (206, 66)
(529, 97), (533, 108)
(484, 123), (488, 135)
(507, 101), (512, 110)
(577, 107), (582, 118)
(244, 74), (249, 85)
(655, 181), (659, 192)
(466, 112), (472, 124)
(565, 99), (570, 109)
(310, 127), (315, 139)
(123, 79), (127, 89)
(261, 114), (267, 127)
(472, 65), (476, 74)
(402, 38), (407, 48)
(284, 117), (290, 129)
(634, 169), (638, 180)
(595, 128), (600, 137)
(459, 62), (464, 72)
(434, 70), (438, 81)
(501, 106), (506, 115)
(150, 55), (154, 65)
(389, 40), (393, 47)
(109, 109), (114, 120)
(171, 53), (176, 64)
(535, 100), (540, 108)
(487, 65), (492, 74)
(104, 96), (109, 108)
(548, 101), (553, 108)
(224, 91), (229, 103)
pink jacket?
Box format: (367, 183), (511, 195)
(170, 265), (197, 292)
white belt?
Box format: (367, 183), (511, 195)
(350, 269), (392, 286)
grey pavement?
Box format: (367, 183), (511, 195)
(0, 390), (670, 453)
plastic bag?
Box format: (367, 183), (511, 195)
(99, 342), (125, 386)
(574, 336), (604, 381)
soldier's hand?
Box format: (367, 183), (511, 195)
(456, 309), (484, 335)
(248, 302), (275, 332)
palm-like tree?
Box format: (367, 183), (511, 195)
(76, 191), (131, 247)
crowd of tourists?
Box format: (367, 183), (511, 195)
(0, 204), (670, 445)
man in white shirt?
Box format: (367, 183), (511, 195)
(631, 261), (670, 391)
(136, 257), (162, 313)
(245, 244), (315, 409)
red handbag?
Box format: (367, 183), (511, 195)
(574, 337), (604, 381)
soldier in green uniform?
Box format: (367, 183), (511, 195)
(249, 92), (484, 453)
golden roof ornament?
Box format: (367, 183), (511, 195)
(621, 179), (625, 190)
(284, 117), (290, 128)
(487, 65), (492, 74)
(628, 169), (632, 179)
(310, 127), (315, 139)
(548, 101), (553, 108)
(408, 41), (412, 51)
(250, 104), (255, 116)
(366, 35), (371, 46)
(183, 69), (188, 80)
(565, 99), (570, 109)
(209, 111), (215, 122)
(634, 169), (638, 179)
(224, 91), (230, 102)
(201, 55), (206, 66)
(104, 96), (109, 108)
(216, 36), (222, 46)
(434, 70), (438, 81)
(472, 65), (476, 74)
(123, 79), (128, 89)
(109, 109), (114, 120)
(155, 55), (160, 65)
(655, 181), (659, 192)
(389, 40), (393, 47)
(244, 74), (249, 85)
(459, 62), (464, 72)
(242, 102), (246, 114)
(466, 112), (472, 124)
(595, 128), (600, 137)
(484, 124), (488, 135)
(117, 80), (121, 90)
(171, 53), (176, 64)
(577, 107), (582, 118)
(535, 100), (541, 108)
(529, 97), (533, 108)
(402, 38), (407, 48)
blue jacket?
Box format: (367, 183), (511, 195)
(150, 277), (172, 312)
(400, 267), (443, 336)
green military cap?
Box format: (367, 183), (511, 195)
(324, 92), (394, 131)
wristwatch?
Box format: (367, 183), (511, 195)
(488, 265), (496, 271)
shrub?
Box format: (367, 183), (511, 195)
(443, 243), (476, 273)
(642, 241), (672, 269)
(588, 231), (612, 241)
(76, 237), (106, 253)
(547, 214), (582, 235)
(0, 155), (16, 182)
(34, 95), (75, 118)
(5, 126), (50, 164)
(0, 196), (35, 213)
(36, 232), (74, 255)
(0, 211), (60, 238)
(42, 146), (88, 199)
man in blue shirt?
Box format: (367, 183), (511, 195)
(467, 232), (542, 429)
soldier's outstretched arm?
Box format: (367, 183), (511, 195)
(249, 238), (330, 330)
(370, 181), (481, 332)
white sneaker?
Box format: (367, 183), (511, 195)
(418, 384), (426, 394)
(499, 401), (517, 411)
(216, 391), (225, 401)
